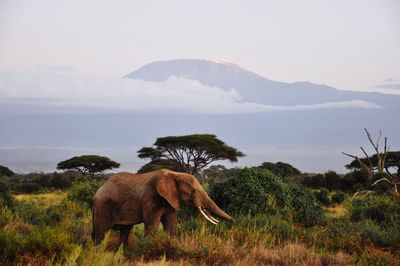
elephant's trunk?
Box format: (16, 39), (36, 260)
(203, 196), (233, 221)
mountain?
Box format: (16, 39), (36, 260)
(1, 59), (399, 173)
(124, 59), (400, 107)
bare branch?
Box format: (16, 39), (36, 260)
(364, 128), (379, 153)
(360, 147), (373, 168)
(371, 177), (391, 186)
(383, 137), (389, 164)
(342, 152), (357, 159)
(385, 166), (396, 178)
(353, 190), (374, 198)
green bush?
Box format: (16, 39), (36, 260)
(13, 201), (47, 226)
(0, 179), (14, 208)
(288, 184), (325, 227)
(349, 195), (400, 227)
(315, 188), (332, 205)
(50, 174), (72, 189)
(331, 191), (346, 204)
(209, 168), (290, 215)
(12, 182), (43, 194)
(0, 229), (26, 261)
(359, 220), (400, 248)
(209, 168), (324, 227)
(67, 179), (103, 207)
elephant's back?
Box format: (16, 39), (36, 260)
(93, 172), (152, 202)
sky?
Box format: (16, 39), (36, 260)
(0, 0), (399, 92)
(0, 0), (399, 173)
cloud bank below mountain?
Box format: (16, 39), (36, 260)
(0, 70), (381, 114)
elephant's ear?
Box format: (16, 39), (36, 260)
(154, 174), (180, 210)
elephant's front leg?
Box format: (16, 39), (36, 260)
(119, 224), (133, 247)
(161, 210), (177, 236)
(143, 209), (163, 236)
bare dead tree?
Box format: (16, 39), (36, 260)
(364, 128), (388, 173)
(341, 152), (373, 178)
(342, 129), (399, 196)
(342, 128), (389, 178)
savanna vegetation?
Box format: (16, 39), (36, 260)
(1, 131), (399, 265)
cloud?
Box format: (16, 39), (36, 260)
(35, 65), (78, 73)
(372, 78), (400, 94)
(0, 70), (381, 114)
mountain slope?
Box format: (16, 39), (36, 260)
(124, 59), (400, 107)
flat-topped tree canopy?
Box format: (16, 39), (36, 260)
(57, 155), (120, 177)
(346, 151), (400, 175)
(138, 134), (244, 175)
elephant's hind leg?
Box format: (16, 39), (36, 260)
(93, 218), (112, 245)
(119, 224), (133, 247)
(93, 202), (113, 245)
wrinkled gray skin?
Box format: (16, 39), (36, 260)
(92, 169), (232, 246)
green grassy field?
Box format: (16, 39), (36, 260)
(0, 189), (398, 265)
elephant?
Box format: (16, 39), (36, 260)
(92, 169), (233, 246)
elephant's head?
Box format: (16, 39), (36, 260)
(154, 169), (233, 224)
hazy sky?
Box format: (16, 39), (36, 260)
(1, 0), (399, 92)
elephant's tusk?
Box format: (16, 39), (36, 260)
(203, 208), (219, 224)
(198, 207), (218, 225)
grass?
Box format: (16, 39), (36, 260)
(1, 191), (399, 265)
(15, 190), (66, 208)
(323, 204), (347, 218)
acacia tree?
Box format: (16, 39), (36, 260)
(57, 155), (120, 177)
(137, 134), (244, 174)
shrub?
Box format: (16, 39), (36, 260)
(359, 220), (400, 249)
(0, 207), (15, 227)
(324, 171), (341, 191)
(316, 188), (332, 205)
(209, 168), (325, 227)
(50, 174), (72, 189)
(12, 182), (42, 194)
(13, 201), (47, 226)
(67, 179), (103, 207)
(349, 195), (400, 227)
(0, 165), (14, 177)
(209, 168), (290, 215)
(331, 191), (346, 204)
(0, 229), (26, 261)
(0, 179), (14, 208)
(288, 184), (325, 227)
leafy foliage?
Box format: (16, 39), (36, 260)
(67, 179), (104, 207)
(349, 195), (400, 227)
(0, 165), (14, 177)
(315, 188), (332, 205)
(288, 184), (325, 227)
(209, 168), (290, 215)
(331, 191), (346, 204)
(209, 168), (325, 226)
(137, 159), (181, 173)
(57, 155), (120, 177)
(258, 161), (301, 178)
(0, 179), (14, 208)
(0, 186), (399, 264)
(346, 151), (400, 172)
(12, 182), (42, 194)
(138, 134), (244, 174)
